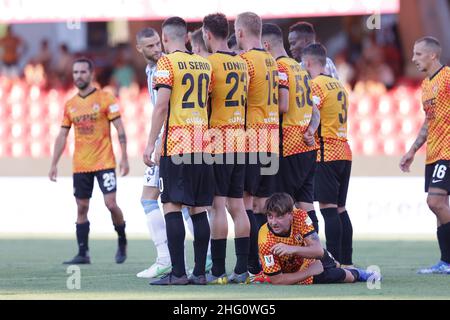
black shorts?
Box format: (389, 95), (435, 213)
(313, 249), (346, 284)
(278, 150), (317, 203)
(425, 160), (450, 194)
(159, 154), (214, 207)
(244, 152), (279, 198)
(213, 153), (245, 198)
(314, 160), (351, 207)
(73, 168), (117, 199)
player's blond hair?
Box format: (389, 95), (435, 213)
(235, 12), (261, 38)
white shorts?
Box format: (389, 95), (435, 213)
(143, 165), (160, 188)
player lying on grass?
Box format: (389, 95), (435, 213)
(258, 193), (381, 284)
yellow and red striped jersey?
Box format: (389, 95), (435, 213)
(258, 208), (316, 285)
(240, 48), (279, 153)
(277, 56), (318, 157)
(153, 51), (212, 156)
(207, 51), (248, 154)
(311, 75), (352, 162)
(421, 65), (450, 164)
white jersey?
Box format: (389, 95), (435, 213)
(144, 63), (161, 188)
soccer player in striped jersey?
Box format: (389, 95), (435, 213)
(400, 37), (450, 274)
(235, 12), (280, 279)
(202, 13), (251, 284)
(302, 44), (354, 267)
(262, 23), (321, 233)
(144, 17), (214, 285)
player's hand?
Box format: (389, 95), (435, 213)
(303, 127), (315, 147)
(154, 140), (162, 166)
(143, 143), (155, 167)
(49, 165), (57, 182)
(308, 260), (324, 276)
(271, 243), (298, 256)
(399, 150), (415, 172)
(120, 158), (129, 176)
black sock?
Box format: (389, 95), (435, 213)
(349, 268), (360, 282)
(307, 210), (319, 233)
(246, 210), (261, 274)
(320, 208), (342, 262)
(254, 213), (267, 229)
(437, 222), (450, 263)
(339, 211), (353, 265)
(191, 211), (211, 277)
(76, 221), (90, 257)
(114, 222), (127, 247)
(211, 239), (227, 277)
(234, 237), (250, 274)
(165, 211), (186, 277)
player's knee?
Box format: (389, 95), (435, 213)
(105, 199), (118, 212)
(76, 202), (89, 214)
(427, 196), (445, 213)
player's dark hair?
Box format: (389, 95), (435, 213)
(203, 13), (229, 39)
(415, 36), (441, 49)
(191, 28), (208, 51)
(289, 21), (315, 37)
(303, 43), (327, 66)
(73, 57), (94, 72)
(162, 16), (187, 39)
(262, 23), (283, 40)
(227, 33), (237, 48)
(136, 27), (158, 42)
(265, 193), (295, 217)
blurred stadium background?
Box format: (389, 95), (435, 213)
(1, 0), (450, 300)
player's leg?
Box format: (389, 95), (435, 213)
(227, 196), (251, 283)
(97, 169), (127, 263)
(244, 153), (262, 275)
(419, 160), (450, 274)
(188, 206), (211, 285)
(426, 189), (450, 273)
(337, 161), (353, 266)
(208, 196), (228, 281)
(137, 165), (171, 278)
(295, 151), (319, 233)
(315, 161), (342, 262)
(63, 172), (94, 264)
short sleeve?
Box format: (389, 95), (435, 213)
(153, 56), (174, 90)
(311, 81), (325, 110)
(240, 54), (255, 82)
(61, 103), (72, 128)
(104, 93), (121, 121)
(277, 62), (289, 89)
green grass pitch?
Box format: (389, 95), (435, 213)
(0, 238), (449, 299)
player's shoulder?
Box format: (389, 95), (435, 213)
(293, 208), (309, 221)
(258, 222), (271, 242)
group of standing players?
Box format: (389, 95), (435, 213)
(48, 11), (450, 286)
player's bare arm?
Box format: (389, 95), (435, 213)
(48, 127), (70, 182)
(400, 119), (428, 172)
(303, 104), (320, 146)
(112, 117), (129, 176)
(269, 260), (323, 285)
(271, 231), (323, 258)
(278, 87), (289, 113)
(143, 87), (171, 167)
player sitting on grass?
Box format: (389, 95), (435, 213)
(257, 193), (381, 285)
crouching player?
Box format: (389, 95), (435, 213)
(258, 193), (381, 284)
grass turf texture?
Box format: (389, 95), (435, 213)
(0, 239), (449, 299)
